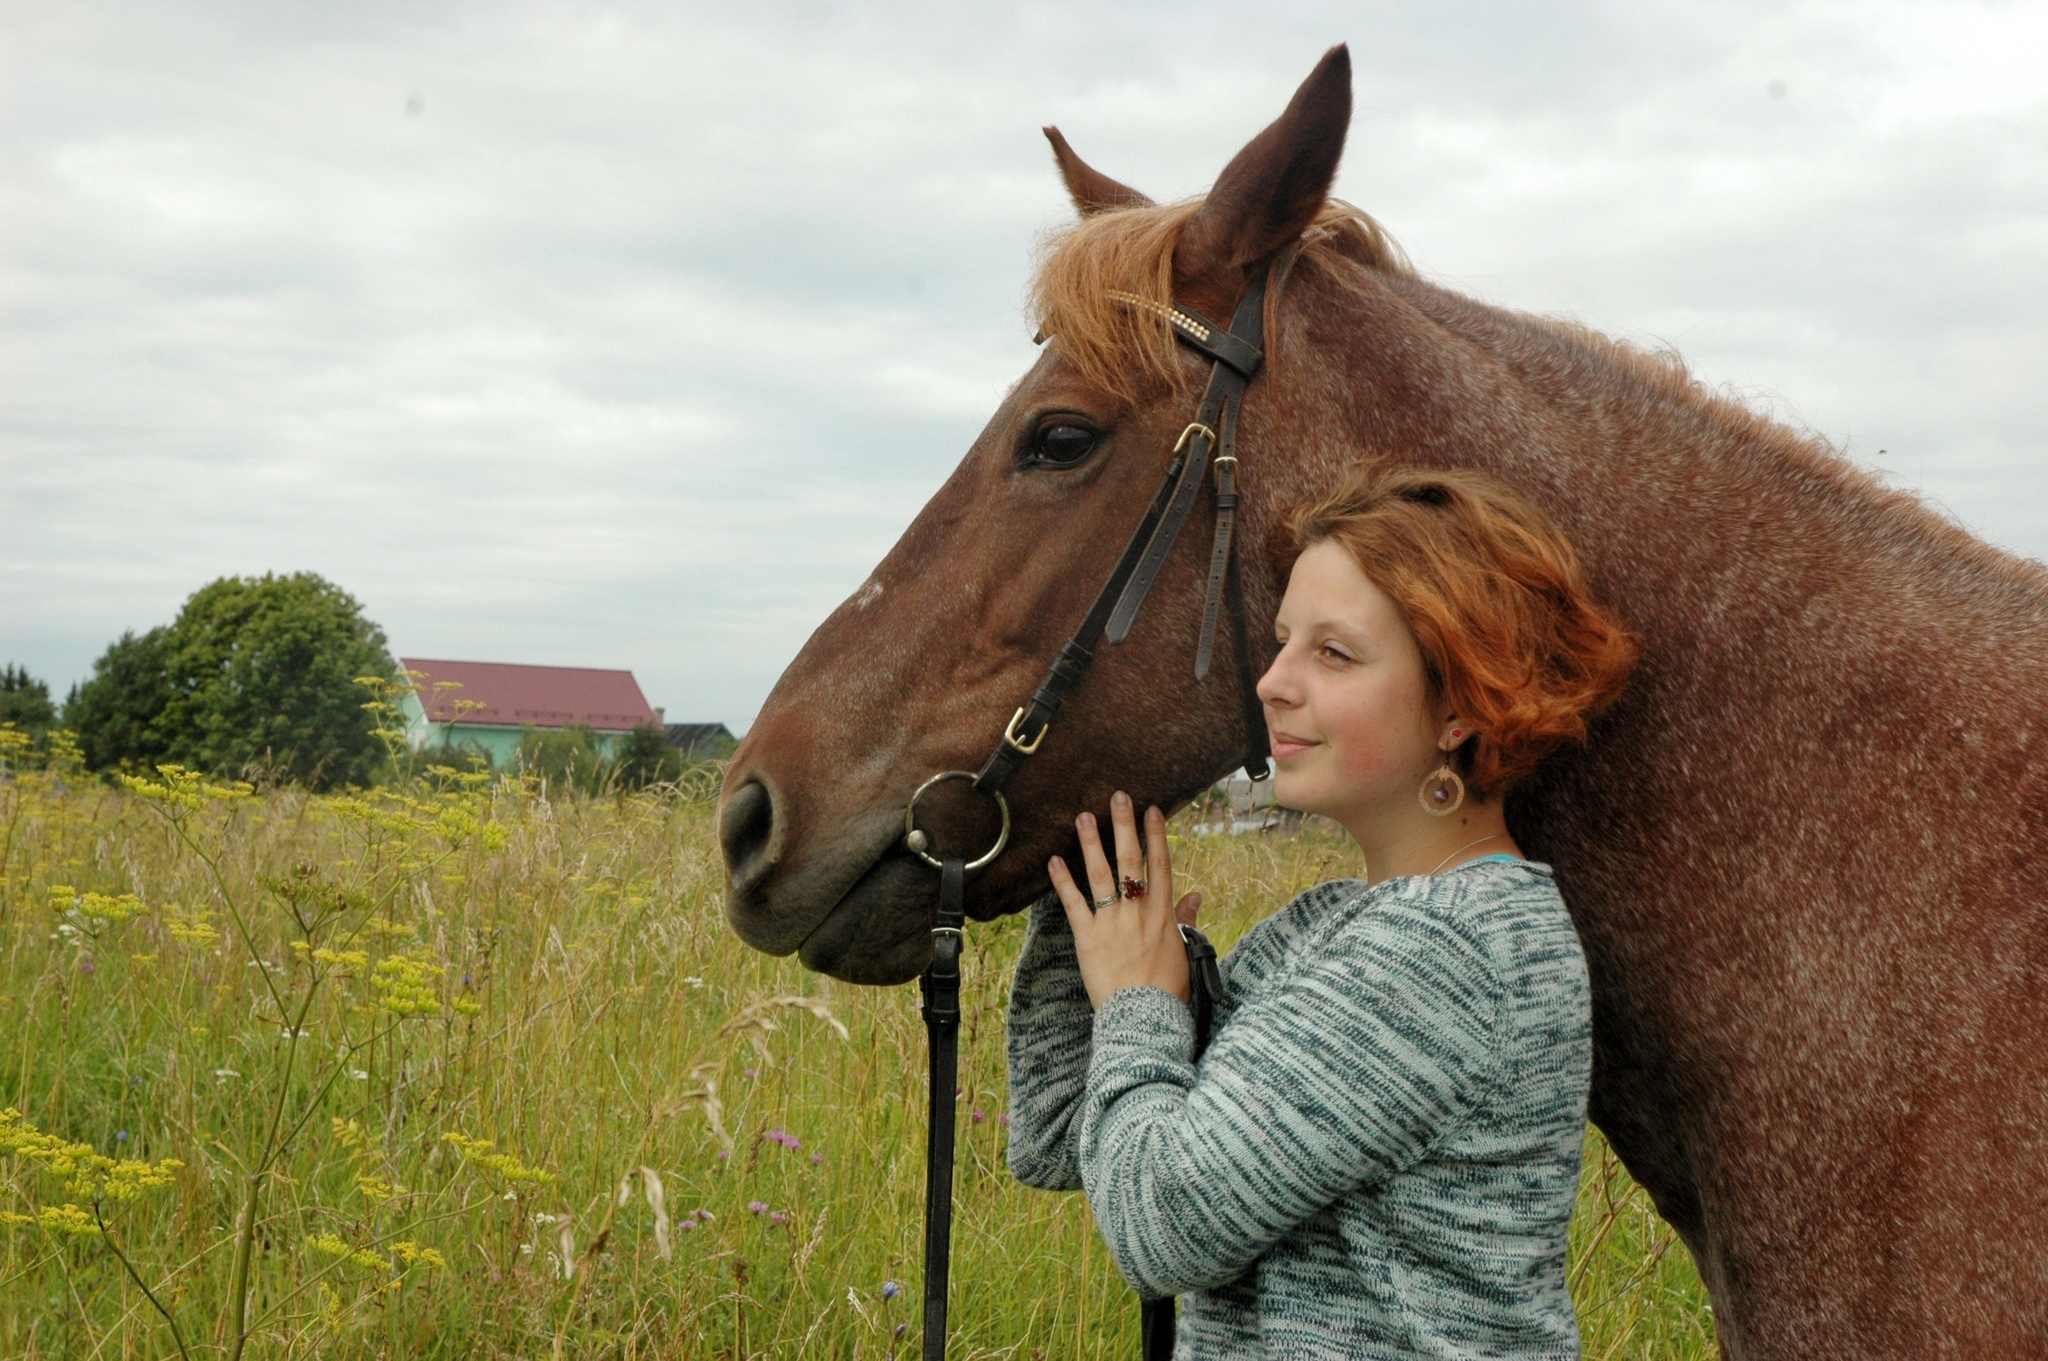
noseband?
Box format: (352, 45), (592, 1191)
(903, 257), (1284, 1361)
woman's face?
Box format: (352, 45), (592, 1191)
(1256, 540), (1444, 827)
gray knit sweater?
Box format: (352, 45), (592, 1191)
(1005, 858), (1590, 1359)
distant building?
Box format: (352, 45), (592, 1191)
(397, 658), (661, 768)
(665, 722), (735, 759)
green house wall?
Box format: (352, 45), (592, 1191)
(397, 693), (631, 769)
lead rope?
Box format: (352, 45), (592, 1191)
(919, 856), (967, 1361)
(1136, 923), (1223, 1360)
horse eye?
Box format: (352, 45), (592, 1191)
(1027, 423), (1098, 469)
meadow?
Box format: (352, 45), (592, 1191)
(0, 738), (1717, 1358)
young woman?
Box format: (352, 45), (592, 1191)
(1006, 466), (1637, 1358)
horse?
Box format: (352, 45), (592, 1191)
(717, 45), (2048, 1359)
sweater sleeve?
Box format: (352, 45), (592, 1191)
(1077, 897), (1503, 1298)
(1004, 894), (1097, 1190)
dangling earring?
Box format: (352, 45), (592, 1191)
(1418, 746), (1465, 816)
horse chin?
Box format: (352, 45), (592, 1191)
(794, 852), (943, 985)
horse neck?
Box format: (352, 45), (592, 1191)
(1264, 263), (2048, 675)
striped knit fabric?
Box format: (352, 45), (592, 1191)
(1006, 858), (1590, 1359)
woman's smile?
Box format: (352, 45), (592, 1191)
(1268, 730), (1318, 761)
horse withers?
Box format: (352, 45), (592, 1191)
(719, 45), (2048, 1359)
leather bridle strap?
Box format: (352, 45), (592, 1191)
(918, 260), (1284, 1361)
(973, 273), (1275, 797)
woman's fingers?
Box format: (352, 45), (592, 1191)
(1048, 855), (1091, 930)
(1110, 792), (1145, 895)
(1076, 812), (1115, 908)
(1175, 891), (1202, 928)
(1145, 805), (1173, 910)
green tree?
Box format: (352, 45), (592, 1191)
(156, 573), (395, 789)
(64, 629), (173, 772)
(612, 723), (684, 789)
(0, 664), (58, 733)
(65, 575), (395, 789)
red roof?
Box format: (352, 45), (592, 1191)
(401, 658), (659, 732)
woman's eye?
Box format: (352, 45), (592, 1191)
(1026, 423), (1098, 468)
(1319, 644), (1353, 664)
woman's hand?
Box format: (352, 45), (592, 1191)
(1048, 791), (1203, 1010)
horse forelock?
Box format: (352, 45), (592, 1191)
(1028, 197), (1412, 402)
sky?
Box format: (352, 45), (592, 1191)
(4, 0), (2044, 731)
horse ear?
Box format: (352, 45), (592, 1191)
(1176, 45), (1351, 282)
(1044, 127), (1155, 217)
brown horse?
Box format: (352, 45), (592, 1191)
(719, 45), (2048, 1359)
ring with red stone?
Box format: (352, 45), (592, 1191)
(1121, 876), (1147, 900)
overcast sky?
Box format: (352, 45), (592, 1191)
(4, 0), (2044, 730)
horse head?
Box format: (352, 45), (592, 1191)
(720, 47), (1365, 985)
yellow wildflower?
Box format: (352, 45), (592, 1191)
(308, 1231), (388, 1272)
(165, 904), (221, 946)
(441, 1132), (553, 1187)
(119, 764), (252, 811)
(0, 1108), (183, 1202)
(356, 1175), (401, 1203)
(370, 951), (444, 1017)
(49, 886), (149, 933)
(36, 1204), (100, 1237)
(392, 1240), (447, 1270)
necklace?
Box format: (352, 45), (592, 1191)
(1425, 833), (1512, 877)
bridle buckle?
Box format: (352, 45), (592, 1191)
(1174, 422), (1217, 454)
(1002, 706), (1048, 755)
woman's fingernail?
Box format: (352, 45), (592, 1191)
(1049, 856), (1062, 874)
(1112, 791), (1130, 810)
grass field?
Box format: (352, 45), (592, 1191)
(0, 749), (1717, 1358)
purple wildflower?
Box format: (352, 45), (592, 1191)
(971, 1109), (986, 1124)
(747, 1200), (767, 1215)
(882, 1280), (902, 1300)
(114, 1130), (129, 1143)
(999, 1113), (1011, 1126)
(810, 1152), (823, 1164)
(770, 1211), (788, 1225)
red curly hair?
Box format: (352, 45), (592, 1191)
(1286, 467), (1637, 799)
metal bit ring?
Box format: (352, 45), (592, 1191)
(903, 770), (1011, 871)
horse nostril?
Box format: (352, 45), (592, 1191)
(720, 779), (778, 885)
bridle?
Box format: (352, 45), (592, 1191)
(900, 252), (1288, 1361)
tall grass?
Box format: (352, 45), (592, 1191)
(0, 746), (1715, 1358)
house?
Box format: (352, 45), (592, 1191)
(397, 658), (662, 768)
(665, 722), (735, 759)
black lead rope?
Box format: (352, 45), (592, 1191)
(912, 260), (1284, 1360)
(1136, 924), (1225, 1360)
(920, 856), (966, 1361)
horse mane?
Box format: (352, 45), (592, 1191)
(1029, 198), (1412, 400)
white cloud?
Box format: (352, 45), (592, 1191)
(3, 0), (2043, 726)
